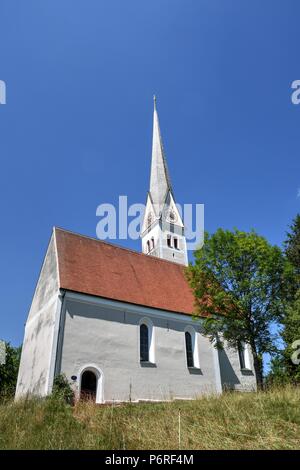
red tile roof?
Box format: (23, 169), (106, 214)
(54, 227), (198, 316)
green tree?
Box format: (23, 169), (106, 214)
(278, 214), (300, 383)
(0, 342), (21, 399)
(265, 355), (288, 387)
(285, 214), (300, 278)
(280, 292), (300, 383)
(187, 229), (288, 389)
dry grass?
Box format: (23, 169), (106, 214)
(0, 386), (300, 450)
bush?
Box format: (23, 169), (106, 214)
(51, 374), (74, 405)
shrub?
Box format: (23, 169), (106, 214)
(51, 374), (74, 405)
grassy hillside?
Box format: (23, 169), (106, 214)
(0, 386), (299, 450)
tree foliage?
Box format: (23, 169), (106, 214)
(187, 228), (289, 388)
(0, 342), (21, 399)
(284, 214), (300, 278)
(280, 291), (300, 383)
(273, 214), (300, 383)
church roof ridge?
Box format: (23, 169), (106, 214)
(53, 226), (189, 268)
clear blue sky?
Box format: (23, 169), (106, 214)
(0, 0), (299, 347)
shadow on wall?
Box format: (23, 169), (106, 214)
(218, 348), (240, 391)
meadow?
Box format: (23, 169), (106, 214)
(0, 386), (299, 450)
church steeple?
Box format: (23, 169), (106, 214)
(141, 97), (188, 266)
(149, 96), (173, 216)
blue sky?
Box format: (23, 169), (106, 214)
(0, 0), (299, 347)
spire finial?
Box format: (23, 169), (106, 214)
(153, 94), (156, 109)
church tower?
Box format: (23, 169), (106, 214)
(141, 97), (188, 266)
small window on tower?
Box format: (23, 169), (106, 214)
(167, 235), (172, 248)
(174, 238), (179, 249)
(146, 240), (150, 253)
(151, 237), (155, 249)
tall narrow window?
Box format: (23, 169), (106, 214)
(167, 235), (172, 248)
(238, 342), (246, 369)
(185, 331), (194, 368)
(146, 240), (150, 253)
(174, 237), (179, 249)
(151, 237), (155, 249)
(140, 324), (149, 362)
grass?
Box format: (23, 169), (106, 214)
(0, 386), (299, 450)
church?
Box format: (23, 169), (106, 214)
(16, 99), (256, 402)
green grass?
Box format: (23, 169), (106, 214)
(0, 386), (300, 450)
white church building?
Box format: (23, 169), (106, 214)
(16, 99), (256, 402)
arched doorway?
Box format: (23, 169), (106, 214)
(80, 370), (97, 401)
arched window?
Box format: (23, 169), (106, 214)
(139, 319), (155, 364)
(238, 342), (245, 369)
(238, 342), (251, 370)
(146, 240), (150, 253)
(185, 331), (194, 368)
(140, 323), (149, 362)
(151, 237), (155, 249)
(185, 327), (200, 369)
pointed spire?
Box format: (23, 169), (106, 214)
(149, 96), (173, 215)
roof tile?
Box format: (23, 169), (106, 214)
(54, 228), (198, 316)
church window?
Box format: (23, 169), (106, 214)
(174, 237), (179, 249)
(185, 327), (200, 369)
(139, 318), (155, 364)
(167, 235), (172, 248)
(140, 324), (149, 362)
(238, 342), (245, 369)
(151, 237), (155, 249)
(238, 342), (251, 370)
(185, 331), (194, 368)
(146, 240), (151, 253)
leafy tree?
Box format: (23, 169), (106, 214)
(280, 291), (300, 383)
(276, 214), (300, 383)
(187, 229), (288, 389)
(285, 214), (300, 278)
(265, 355), (289, 387)
(0, 342), (21, 399)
